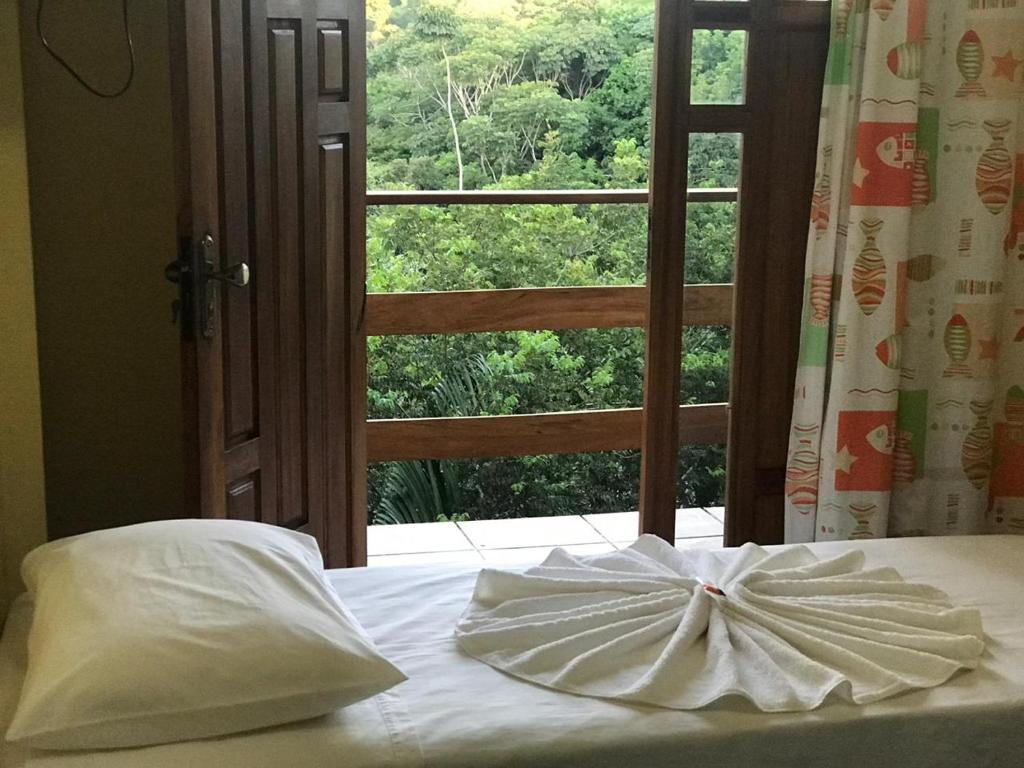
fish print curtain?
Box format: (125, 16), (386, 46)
(785, 0), (1024, 542)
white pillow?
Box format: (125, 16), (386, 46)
(5, 519), (405, 751)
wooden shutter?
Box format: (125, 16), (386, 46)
(726, 5), (830, 545)
(170, 0), (367, 566)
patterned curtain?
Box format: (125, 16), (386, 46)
(785, 0), (1024, 543)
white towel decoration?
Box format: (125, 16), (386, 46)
(455, 536), (985, 712)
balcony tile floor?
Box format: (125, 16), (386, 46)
(367, 508), (725, 567)
(366, 520), (475, 557)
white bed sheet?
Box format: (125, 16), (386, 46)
(2, 535), (1024, 767)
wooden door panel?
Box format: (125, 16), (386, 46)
(218, 0), (257, 450)
(174, 0), (366, 565)
(265, 20), (310, 532)
(226, 477), (259, 522)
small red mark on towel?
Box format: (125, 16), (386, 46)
(703, 584), (726, 597)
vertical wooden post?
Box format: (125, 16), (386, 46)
(725, 2), (830, 546)
(725, 0), (773, 547)
(340, 1), (369, 568)
(639, 0), (692, 541)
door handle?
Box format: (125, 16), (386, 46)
(200, 234), (250, 288)
(209, 260), (250, 288)
(165, 233), (249, 339)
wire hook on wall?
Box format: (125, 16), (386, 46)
(36, 0), (135, 98)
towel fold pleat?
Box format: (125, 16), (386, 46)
(455, 536), (985, 711)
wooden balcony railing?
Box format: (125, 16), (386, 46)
(366, 187), (738, 206)
(366, 404), (728, 462)
(365, 284), (733, 336)
(363, 186), (737, 464)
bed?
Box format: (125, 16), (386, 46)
(2, 535), (1023, 767)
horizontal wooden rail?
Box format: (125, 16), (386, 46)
(366, 403), (728, 462)
(365, 284), (734, 336)
(686, 187), (738, 203)
(366, 188), (738, 206)
(689, 104), (749, 133)
(693, 0), (750, 27)
(368, 189), (646, 205)
(775, 2), (830, 28)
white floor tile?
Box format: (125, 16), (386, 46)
(367, 550), (484, 567)
(676, 507), (724, 538)
(458, 515), (604, 550)
(367, 521), (474, 556)
(582, 511), (639, 543)
(586, 509), (723, 542)
(480, 543), (613, 565)
(674, 536), (723, 551)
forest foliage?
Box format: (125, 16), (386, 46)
(365, 0), (745, 523)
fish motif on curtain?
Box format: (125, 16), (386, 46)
(785, 1), (1024, 542)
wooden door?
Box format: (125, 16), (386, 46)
(169, 0), (367, 566)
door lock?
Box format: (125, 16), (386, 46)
(165, 233), (250, 339)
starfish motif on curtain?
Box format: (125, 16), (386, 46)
(991, 50), (1022, 81)
(834, 444), (858, 474)
(979, 337), (1000, 360)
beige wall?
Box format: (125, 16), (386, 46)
(19, 0), (184, 540)
(1, 0), (48, 619)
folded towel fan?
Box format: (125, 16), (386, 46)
(455, 536), (985, 712)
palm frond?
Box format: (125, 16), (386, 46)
(374, 354), (493, 525)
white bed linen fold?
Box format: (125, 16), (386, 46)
(455, 536), (985, 711)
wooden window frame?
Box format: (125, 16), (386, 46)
(361, 0), (829, 548)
